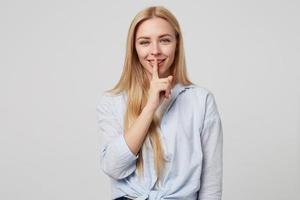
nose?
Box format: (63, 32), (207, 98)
(150, 41), (161, 56)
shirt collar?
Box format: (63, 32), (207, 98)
(165, 82), (195, 112)
(171, 82), (195, 98)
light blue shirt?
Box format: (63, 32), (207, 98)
(96, 83), (223, 200)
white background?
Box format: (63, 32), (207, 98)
(1, 0), (299, 199)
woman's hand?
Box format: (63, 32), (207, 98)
(145, 59), (173, 111)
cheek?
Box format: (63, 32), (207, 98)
(162, 46), (176, 60)
(135, 48), (149, 69)
(136, 46), (147, 59)
(165, 48), (175, 64)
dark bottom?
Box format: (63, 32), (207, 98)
(114, 197), (132, 200)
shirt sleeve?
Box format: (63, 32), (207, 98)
(198, 92), (223, 200)
(96, 93), (139, 180)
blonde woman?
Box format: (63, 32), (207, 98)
(97, 6), (223, 200)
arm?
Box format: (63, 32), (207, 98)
(97, 59), (172, 180)
(96, 93), (155, 180)
(198, 92), (223, 200)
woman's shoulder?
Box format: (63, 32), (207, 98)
(99, 90), (124, 101)
(188, 83), (221, 114)
(181, 84), (221, 120)
(183, 83), (220, 109)
(183, 83), (215, 98)
(96, 90), (126, 113)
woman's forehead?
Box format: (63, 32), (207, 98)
(135, 18), (175, 38)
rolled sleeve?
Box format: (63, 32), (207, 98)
(97, 93), (139, 180)
(198, 92), (223, 200)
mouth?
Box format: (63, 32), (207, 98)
(158, 59), (166, 65)
(147, 58), (167, 66)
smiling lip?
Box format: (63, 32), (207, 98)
(148, 59), (166, 65)
(158, 59), (166, 64)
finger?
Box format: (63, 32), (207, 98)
(168, 75), (173, 84)
(159, 75), (173, 83)
(157, 82), (171, 99)
(157, 79), (170, 84)
(164, 76), (173, 97)
(165, 85), (172, 99)
(164, 83), (170, 97)
(157, 76), (172, 98)
(169, 85), (172, 96)
(151, 59), (159, 80)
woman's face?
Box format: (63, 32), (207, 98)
(135, 17), (177, 80)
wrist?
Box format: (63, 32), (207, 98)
(143, 104), (156, 114)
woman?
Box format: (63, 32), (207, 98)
(97, 6), (223, 200)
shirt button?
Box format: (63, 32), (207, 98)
(165, 154), (171, 162)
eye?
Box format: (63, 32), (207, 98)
(160, 38), (171, 43)
(139, 41), (149, 45)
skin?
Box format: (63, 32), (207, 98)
(135, 17), (176, 100)
(124, 17), (177, 156)
(135, 17), (177, 79)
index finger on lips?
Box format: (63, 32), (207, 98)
(152, 59), (159, 80)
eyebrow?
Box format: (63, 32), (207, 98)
(136, 34), (173, 40)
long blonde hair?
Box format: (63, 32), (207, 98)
(106, 6), (193, 180)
